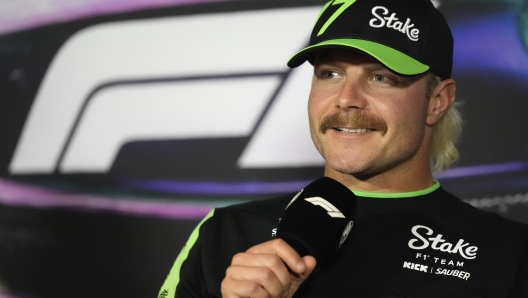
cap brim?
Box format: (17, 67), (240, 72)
(287, 38), (429, 76)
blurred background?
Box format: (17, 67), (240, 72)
(1, 0), (528, 297)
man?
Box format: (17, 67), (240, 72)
(159, 0), (528, 297)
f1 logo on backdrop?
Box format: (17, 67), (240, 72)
(9, 6), (325, 175)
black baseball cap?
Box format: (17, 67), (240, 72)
(287, 0), (453, 79)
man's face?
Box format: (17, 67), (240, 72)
(308, 48), (432, 181)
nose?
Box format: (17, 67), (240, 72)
(335, 78), (367, 110)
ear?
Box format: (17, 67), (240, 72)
(426, 79), (456, 126)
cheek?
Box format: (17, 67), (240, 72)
(308, 87), (324, 109)
(308, 77), (341, 111)
(307, 92), (326, 126)
(307, 94), (327, 153)
(378, 95), (429, 130)
(307, 103), (323, 146)
(387, 106), (429, 152)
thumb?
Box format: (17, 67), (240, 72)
(287, 256), (317, 297)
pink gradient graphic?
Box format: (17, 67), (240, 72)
(0, 178), (216, 219)
(0, 0), (233, 35)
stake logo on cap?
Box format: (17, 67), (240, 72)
(288, 0), (453, 79)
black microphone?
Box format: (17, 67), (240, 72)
(275, 177), (356, 262)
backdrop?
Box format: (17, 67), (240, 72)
(1, 0), (528, 297)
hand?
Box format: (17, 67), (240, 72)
(221, 238), (317, 298)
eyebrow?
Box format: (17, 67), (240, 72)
(313, 56), (339, 67)
(314, 57), (388, 72)
(365, 63), (386, 71)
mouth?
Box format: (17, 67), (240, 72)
(334, 128), (375, 133)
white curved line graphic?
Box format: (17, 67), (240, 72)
(9, 7), (320, 174)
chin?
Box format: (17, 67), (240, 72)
(327, 158), (374, 177)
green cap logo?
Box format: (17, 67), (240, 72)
(315, 0), (357, 36)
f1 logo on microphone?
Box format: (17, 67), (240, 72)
(305, 197), (345, 218)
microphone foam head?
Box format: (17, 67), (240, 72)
(276, 177), (356, 261)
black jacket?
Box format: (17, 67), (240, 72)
(160, 184), (528, 298)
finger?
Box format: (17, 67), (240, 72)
(300, 255), (317, 277)
(231, 252), (291, 289)
(288, 255), (317, 296)
(221, 277), (271, 298)
(246, 239), (306, 274)
(295, 255), (316, 282)
(225, 265), (285, 298)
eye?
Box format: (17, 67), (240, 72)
(321, 70), (341, 80)
(371, 73), (396, 85)
(373, 74), (387, 82)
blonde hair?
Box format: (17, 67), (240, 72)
(426, 73), (463, 173)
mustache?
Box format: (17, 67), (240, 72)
(319, 112), (388, 136)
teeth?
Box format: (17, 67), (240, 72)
(336, 128), (373, 133)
